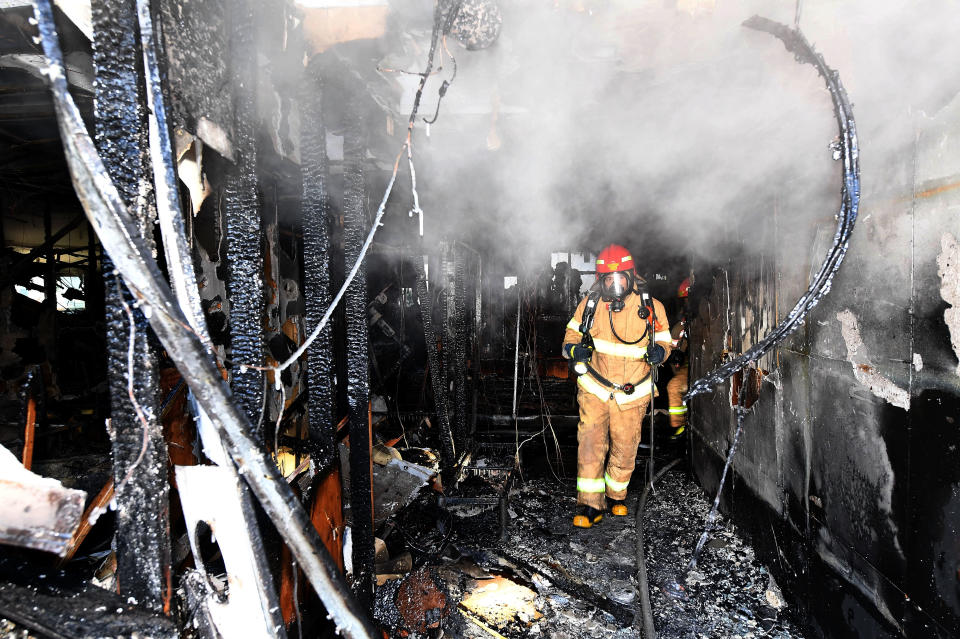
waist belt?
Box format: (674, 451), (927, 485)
(578, 363), (652, 405)
(581, 362), (641, 394)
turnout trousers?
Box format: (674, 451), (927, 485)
(666, 365), (689, 429)
(576, 387), (651, 510)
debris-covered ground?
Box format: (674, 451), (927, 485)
(640, 470), (802, 639)
(375, 457), (807, 639)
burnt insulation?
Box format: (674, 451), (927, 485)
(91, 0), (169, 613)
(224, 1), (264, 432)
(453, 248), (469, 452)
(300, 65), (337, 472)
(343, 96), (375, 608)
(686, 16), (860, 400)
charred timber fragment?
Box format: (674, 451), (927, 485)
(0, 444), (86, 556)
(301, 67), (337, 472)
(225, 0), (265, 431)
(343, 95), (375, 608)
(491, 548), (635, 627)
(686, 16), (860, 399)
(34, 3), (377, 635)
(91, 0), (169, 612)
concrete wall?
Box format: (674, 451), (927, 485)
(689, 92), (960, 637)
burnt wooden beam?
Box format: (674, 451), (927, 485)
(33, 1), (378, 635)
(301, 64), (337, 473)
(343, 91), (375, 609)
(91, 0), (169, 613)
(224, 0), (264, 433)
(0, 579), (177, 639)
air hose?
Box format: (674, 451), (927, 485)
(634, 457), (684, 639)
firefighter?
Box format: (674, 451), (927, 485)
(666, 278), (691, 439)
(561, 244), (672, 528)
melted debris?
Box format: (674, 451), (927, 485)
(374, 466), (807, 638)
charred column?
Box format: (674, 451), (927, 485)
(415, 257), (456, 483)
(453, 247), (469, 451)
(343, 93), (374, 607)
(300, 67), (336, 471)
(91, 0), (168, 612)
(224, 1), (264, 433)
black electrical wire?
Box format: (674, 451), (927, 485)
(685, 16), (860, 400)
(422, 1), (463, 126)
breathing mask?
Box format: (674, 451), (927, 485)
(600, 271), (634, 311)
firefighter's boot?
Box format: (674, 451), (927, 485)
(609, 499), (628, 516)
(573, 505), (604, 528)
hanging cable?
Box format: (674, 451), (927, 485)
(685, 16), (860, 400)
(277, 1), (452, 373)
(423, 37), (458, 125)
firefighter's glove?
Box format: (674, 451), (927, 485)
(565, 343), (593, 364)
(647, 344), (666, 365)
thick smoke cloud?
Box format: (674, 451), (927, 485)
(392, 0), (960, 278)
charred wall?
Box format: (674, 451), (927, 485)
(689, 99), (960, 637)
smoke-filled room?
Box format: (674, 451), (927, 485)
(0, 1), (958, 637)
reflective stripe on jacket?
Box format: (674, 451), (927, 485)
(562, 290), (672, 390)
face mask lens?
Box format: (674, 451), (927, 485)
(611, 276), (626, 296)
(602, 273), (629, 301)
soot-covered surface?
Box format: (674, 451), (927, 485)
(376, 464), (807, 638)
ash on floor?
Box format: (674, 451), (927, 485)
(639, 470), (803, 639)
(374, 465), (806, 638)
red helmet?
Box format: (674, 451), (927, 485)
(596, 244), (636, 305)
(595, 244), (634, 276)
(678, 277), (691, 298)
